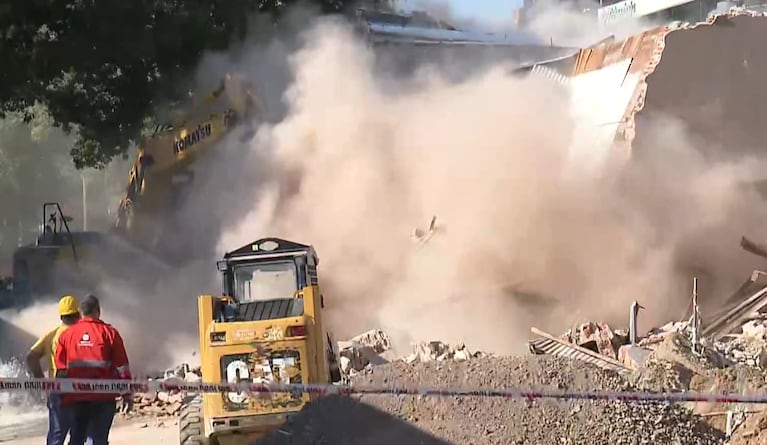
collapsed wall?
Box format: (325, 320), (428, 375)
(551, 11), (767, 166)
(633, 13), (767, 163)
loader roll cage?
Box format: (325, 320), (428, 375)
(214, 238), (320, 323)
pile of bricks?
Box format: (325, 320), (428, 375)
(121, 390), (187, 418)
(118, 364), (202, 419)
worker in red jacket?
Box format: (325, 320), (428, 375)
(54, 295), (132, 445)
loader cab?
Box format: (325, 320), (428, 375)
(214, 238), (321, 323)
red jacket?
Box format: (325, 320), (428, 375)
(54, 317), (132, 404)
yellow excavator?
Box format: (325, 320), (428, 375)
(112, 73), (262, 262)
(4, 73), (262, 308)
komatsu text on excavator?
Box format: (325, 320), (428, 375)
(181, 237), (342, 445)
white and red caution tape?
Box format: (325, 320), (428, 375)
(2, 376), (767, 404)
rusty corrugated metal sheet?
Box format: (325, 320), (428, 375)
(529, 328), (630, 374)
(528, 337), (630, 374)
(530, 64), (570, 86)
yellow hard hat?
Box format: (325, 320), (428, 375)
(58, 295), (79, 316)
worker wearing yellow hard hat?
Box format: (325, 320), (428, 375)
(26, 295), (82, 445)
(58, 295), (79, 317)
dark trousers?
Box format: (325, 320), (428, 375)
(46, 393), (70, 445)
(67, 400), (117, 445)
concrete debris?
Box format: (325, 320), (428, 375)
(690, 314), (767, 370)
(403, 341), (484, 363)
(740, 320), (767, 338)
(617, 344), (652, 370)
(410, 216), (444, 246)
(714, 333), (767, 369)
(336, 331), (484, 376)
(337, 329), (394, 376)
(339, 344), (389, 375)
(347, 329), (392, 354)
(568, 322), (623, 359)
(163, 363), (194, 380)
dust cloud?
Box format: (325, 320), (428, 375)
(523, 0), (661, 47)
(218, 15), (767, 355)
(5, 4), (767, 372)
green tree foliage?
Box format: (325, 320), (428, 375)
(0, 0), (353, 169)
(0, 105), (80, 257)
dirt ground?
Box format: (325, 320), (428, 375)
(0, 422), (176, 444)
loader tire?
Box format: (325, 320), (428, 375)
(179, 394), (209, 445)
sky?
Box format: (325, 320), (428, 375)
(396, 0), (521, 25)
(447, 0), (521, 21)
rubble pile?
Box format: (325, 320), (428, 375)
(118, 364), (202, 420)
(630, 332), (724, 393)
(715, 320), (767, 368)
(123, 390), (186, 418)
(525, 286), (767, 443)
(730, 409), (767, 445)
(255, 355), (725, 445)
(533, 317), (767, 374)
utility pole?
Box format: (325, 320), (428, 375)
(629, 301), (644, 345)
(691, 277), (701, 354)
(105, 167), (111, 217)
(82, 173), (88, 231)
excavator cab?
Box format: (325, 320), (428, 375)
(9, 202), (100, 307)
(37, 203), (77, 248)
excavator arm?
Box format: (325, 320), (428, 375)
(112, 73), (263, 259)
